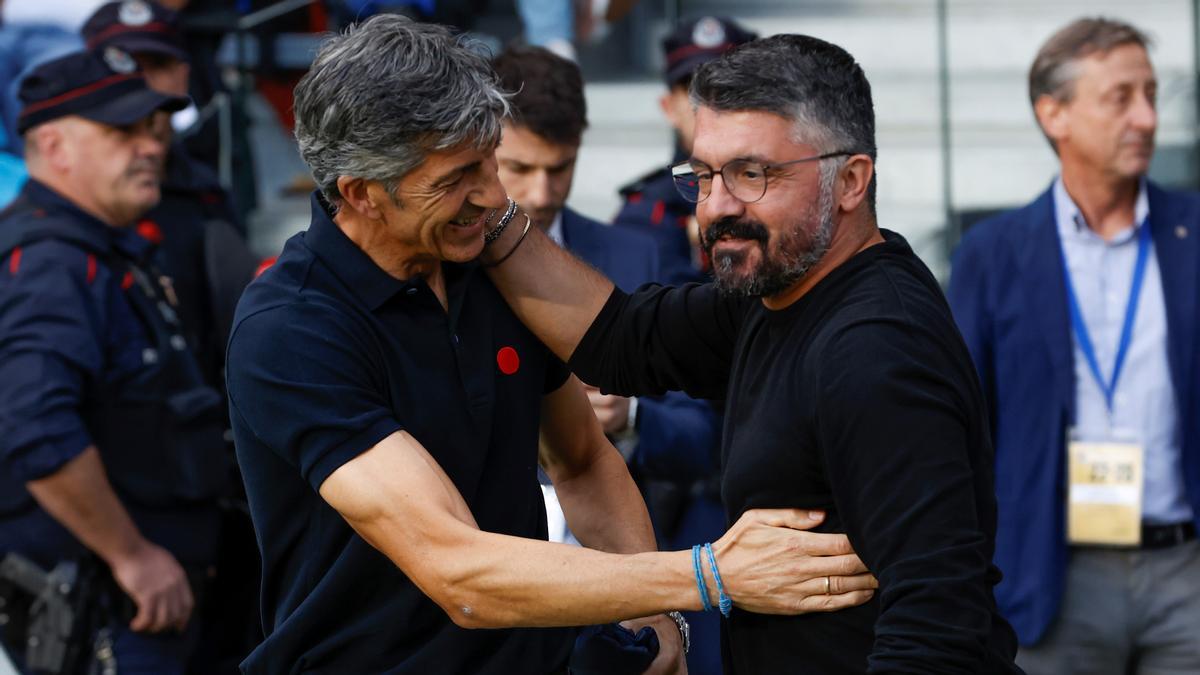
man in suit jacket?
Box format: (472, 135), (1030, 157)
(948, 18), (1200, 675)
(492, 45), (725, 675)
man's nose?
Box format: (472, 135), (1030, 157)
(699, 173), (746, 228)
(526, 171), (553, 208)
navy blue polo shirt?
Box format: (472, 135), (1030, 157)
(226, 193), (575, 674)
(0, 179), (219, 568)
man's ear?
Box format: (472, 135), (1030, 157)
(336, 176), (383, 220)
(28, 123), (68, 173)
(1034, 94), (1069, 148)
(835, 154), (874, 214)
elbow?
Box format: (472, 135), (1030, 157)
(424, 566), (511, 630)
(437, 585), (509, 630)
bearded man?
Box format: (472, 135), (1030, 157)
(482, 34), (1022, 674)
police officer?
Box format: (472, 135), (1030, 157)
(82, 0), (259, 386)
(0, 50), (226, 674)
(613, 16), (756, 286)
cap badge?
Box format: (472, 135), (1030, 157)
(692, 17), (727, 49)
(118, 0), (153, 26)
(103, 46), (137, 74)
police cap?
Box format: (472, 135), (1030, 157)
(662, 16), (757, 86)
(17, 49), (189, 134)
(82, 0), (188, 62)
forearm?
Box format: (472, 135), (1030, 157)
(366, 512), (700, 628)
(26, 446), (149, 566)
(482, 212), (614, 361)
(552, 442), (657, 555)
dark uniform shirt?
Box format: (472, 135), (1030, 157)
(226, 193), (575, 674)
(0, 179), (223, 568)
(613, 148), (706, 287)
(568, 231), (1021, 674)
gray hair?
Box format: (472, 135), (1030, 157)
(1029, 17), (1151, 106)
(689, 34), (877, 212)
(293, 15), (510, 208)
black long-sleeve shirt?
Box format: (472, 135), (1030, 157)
(569, 231), (1021, 674)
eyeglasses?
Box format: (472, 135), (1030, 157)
(670, 151), (854, 204)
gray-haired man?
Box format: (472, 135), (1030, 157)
(224, 16), (875, 674)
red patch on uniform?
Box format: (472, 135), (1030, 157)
(8, 247), (21, 275)
(136, 220), (163, 245)
(86, 254), (97, 284)
(627, 192), (643, 204)
(254, 256), (277, 279)
(496, 346), (520, 375)
(676, 215), (690, 229)
(651, 200), (665, 225)
(121, 271), (134, 290)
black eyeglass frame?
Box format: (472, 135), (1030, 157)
(670, 151), (856, 204)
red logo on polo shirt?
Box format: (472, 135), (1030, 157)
(496, 346), (520, 375)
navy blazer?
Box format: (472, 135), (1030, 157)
(561, 207), (719, 483)
(947, 181), (1200, 646)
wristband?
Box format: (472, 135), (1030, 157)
(692, 544), (713, 612)
(666, 610), (690, 654)
(704, 542), (732, 618)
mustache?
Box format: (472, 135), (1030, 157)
(701, 217), (770, 251)
(124, 159), (162, 179)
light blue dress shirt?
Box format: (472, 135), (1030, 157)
(1053, 177), (1193, 524)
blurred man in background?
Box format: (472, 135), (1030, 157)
(949, 17), (1200, 675)
(0, 50), (225, 674)
(492, 44), (724, 675)
(82, 0), (258, 384)
(614, 16), (756, 286)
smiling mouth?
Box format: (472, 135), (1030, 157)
(449, 212), (485, 229)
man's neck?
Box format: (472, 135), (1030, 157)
(763, 215), (884, 311)
(31, 172), (122, 227)
(335, 211), (447, 308)
(1060, 166), (1140, 241)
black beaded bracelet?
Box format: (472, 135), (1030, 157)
(484, 199), (518, 245)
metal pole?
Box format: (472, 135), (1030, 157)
(936, 0), (960, 258)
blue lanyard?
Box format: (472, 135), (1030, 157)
(1060, 218), (1153, 413)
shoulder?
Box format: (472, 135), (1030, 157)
(618, 165), (672, 197)
(810, 246), (957, 360)
(957, 188), (1053, 256)
(567, 208), (656, 249)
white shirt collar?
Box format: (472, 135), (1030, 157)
(546, 211), (565, 247)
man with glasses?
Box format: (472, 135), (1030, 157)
(483, 33), (1021, 673)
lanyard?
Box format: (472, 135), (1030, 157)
(1060, 218), (1152, 413)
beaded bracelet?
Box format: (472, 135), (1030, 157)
(691, 544), (714, 613)
(483, 199), (518, 245)
(704, 543), (732, 618)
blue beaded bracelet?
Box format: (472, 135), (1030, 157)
(692, 544), (714, 612)
(704, 543), (733, 618)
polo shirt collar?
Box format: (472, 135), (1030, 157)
(22, 178), (152, 261)
(304, 191), (425, 310)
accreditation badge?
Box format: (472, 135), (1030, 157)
(1067, 432), (1143, 546)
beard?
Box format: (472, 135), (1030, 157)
(701, 178), (836, 298)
